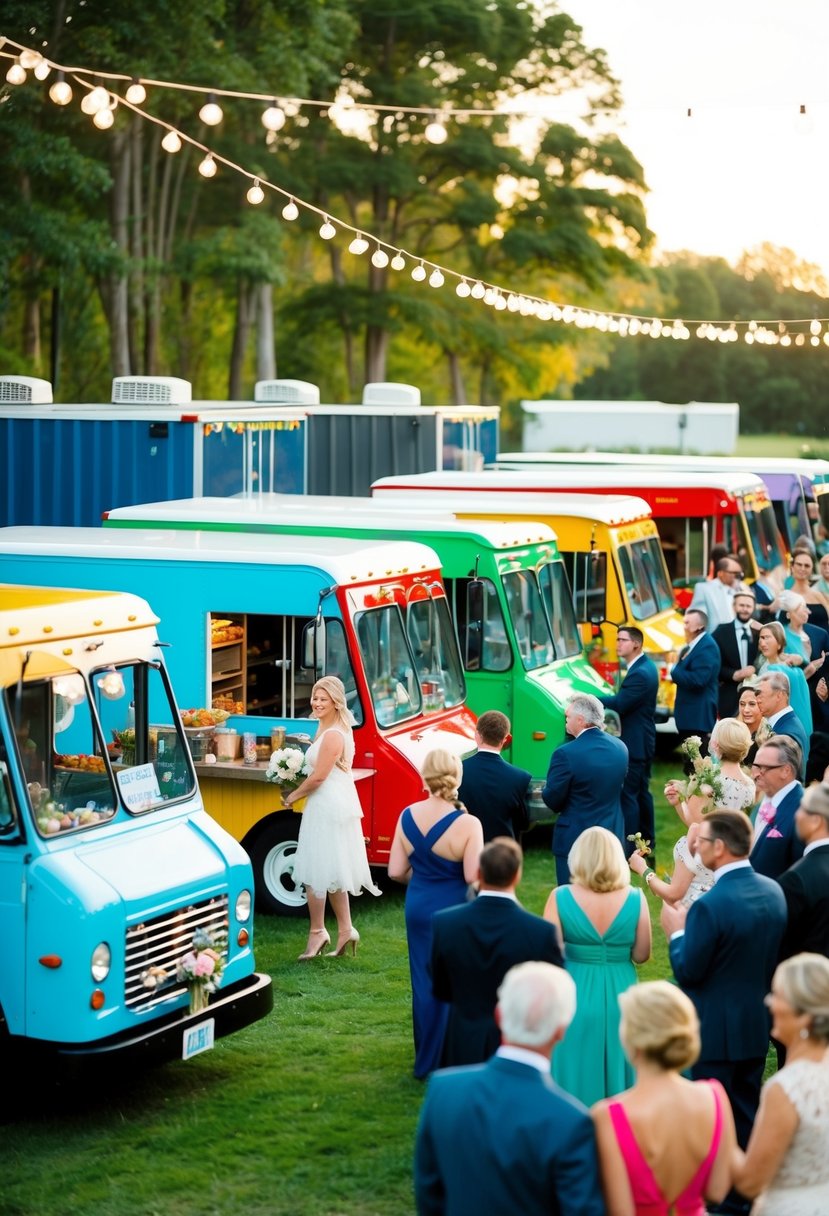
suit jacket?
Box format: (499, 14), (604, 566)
(669, 866), (786, 1062)
(689, 579), (734, 631)
(459, 750), (532, 841)
(541, 728), (628, 859)
(414, 1055), (605, 1216)
(431, 896), (564, 1068)
(751, 783), (805, 879)
(598, 654), (658, 761)
(671, 633), (721, 733)
(804, 621), (829, 730)
(712, 620), (759, 718)
(768, 709), (809, 779)
(777, 843), (829, 959)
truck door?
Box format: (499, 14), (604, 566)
(0, 711), (30, 1038)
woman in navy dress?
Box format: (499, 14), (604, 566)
(388, 749), (483, 1079)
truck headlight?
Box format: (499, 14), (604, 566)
(91, 942), (111, 982)
(235, 890), (252, 923)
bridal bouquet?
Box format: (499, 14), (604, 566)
(177, 927), (226, 1014)
(265, 746), (310, 792)
(678, 735), (725, 806)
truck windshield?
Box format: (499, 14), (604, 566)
(355, 605), (424, 727)
(745, 500), (786, 574)
(561, 551), (608, 627)
(501, 570), (556, 671)
(536, 559), (582, 659)
(617, 537), (676, 620)
(407, 596), (466, 710)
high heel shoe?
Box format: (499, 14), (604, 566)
(327, 928), (360, 958)
(297, 929), (331, 961)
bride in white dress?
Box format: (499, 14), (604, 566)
(734, 953), (829, 1215)
(631, 718), (755, 906)
(285, 676), (380, 960)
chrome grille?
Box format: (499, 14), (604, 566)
(124, 896), (229, 1009)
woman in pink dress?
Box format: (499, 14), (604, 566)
(593, 981), (738, 1216)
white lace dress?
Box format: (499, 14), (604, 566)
(673, 774), (756, 907)
(752, 1052), (829, 1215)
(292, 726), (381, 899)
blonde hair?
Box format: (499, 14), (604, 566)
(619, 981), (701, 1071)
(312, 677), (354, 770)
(568, 826), (629, 892)
(422, 748), (463, 803)
(711, 717), (751, 763)
(775, 954), (829, 1041)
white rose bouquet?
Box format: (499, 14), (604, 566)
(677, 735), (725, 806)
(265, 746), (310, 795)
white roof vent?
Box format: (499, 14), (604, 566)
(0, 375), (53, 404)
(111, 376), (192, 405)
(254, 379), (320, 405)
(362, 382), (421, 406)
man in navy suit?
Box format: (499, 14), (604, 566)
(430, 838), (564, 1068)
(458, 710), (532, 841)
(541, 693), (628, 886)
(663, 812), (786, 1170)
(671, 608), (721, 757)
(712, 591), (759, 718)
(598, 625), (658, 851)
(414, 961), (605, 1216)
(777, 778), (829, 959)
(750, 736), (805, 879)
(755, 672), (809, 778)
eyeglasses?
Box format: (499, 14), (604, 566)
(724, 568), (743, 577)
(751, 762), (786, 772)
(695, 835), (715, 844)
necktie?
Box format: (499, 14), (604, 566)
(679, 645), (690, 661)
(740, 627), (750, 666)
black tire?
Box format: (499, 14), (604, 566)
(249, 816), (307, 917)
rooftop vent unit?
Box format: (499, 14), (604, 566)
(361, 382), (421, 407)
(254, 379), (320, 405)
(0, 376), (54, 404)
(111, 376), (192, 405)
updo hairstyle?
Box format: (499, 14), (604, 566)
(619, 980), (701, 1072)
(775, 953), (829, 1042)
(421, 748), (463, 803)
(711, 717), (751, 763)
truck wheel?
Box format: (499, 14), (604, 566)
(250, 819), (307, 917)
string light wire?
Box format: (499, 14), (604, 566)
(3, 36), (829, 347)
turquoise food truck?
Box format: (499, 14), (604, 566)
(103, 493), (614, 779)
(0, 584), (272, 1070)
(0, 529), (476, 915)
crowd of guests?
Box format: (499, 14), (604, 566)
(286, 556), (829, 1214)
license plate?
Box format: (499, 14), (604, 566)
(182, 1017), (215, 1060)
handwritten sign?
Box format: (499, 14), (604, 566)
(116, 762), (161, 811)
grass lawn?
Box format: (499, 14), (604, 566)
(2, 760), (715, 1216)
(735, 433), (829, 458)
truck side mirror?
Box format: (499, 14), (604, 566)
(301, 618), (326, 672)
(466, 579), (484, 633)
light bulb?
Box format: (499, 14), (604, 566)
(34, 59), (51, 81)
(810, 319), (822, 336)
(93, 107), (115, 129)
(424, 118), (448, 144)
(126, 80), (146, 105)
(349, 235), (369, 255)
(390, 253), (406, 271)
(6, 61), (27, 85)
(282, 199), (299, 221)
(247, 180), (265, 205)
(161, 130), (182, 153)
(262, 103), (286, 132)
(319, 218), (336, 240)
(470, 281), (485, 299)
(411, 262), (427, 282)
(199, 96), (223, 126)
(456, 280), (471, 298)
(198, 154), (217, 178)
(371, 247), (390, 268)
(495, 294), (507, 310)
(19, 49), (40, 69)
(49, 74), (72, 105)
(81, 85), (109, 114)
(428, 268), (444, 288)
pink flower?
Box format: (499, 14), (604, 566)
(194, 952), (216, 977)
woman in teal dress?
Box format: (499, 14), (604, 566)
(543, 826), (651, 1107)
(755, 621), (814, 740)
